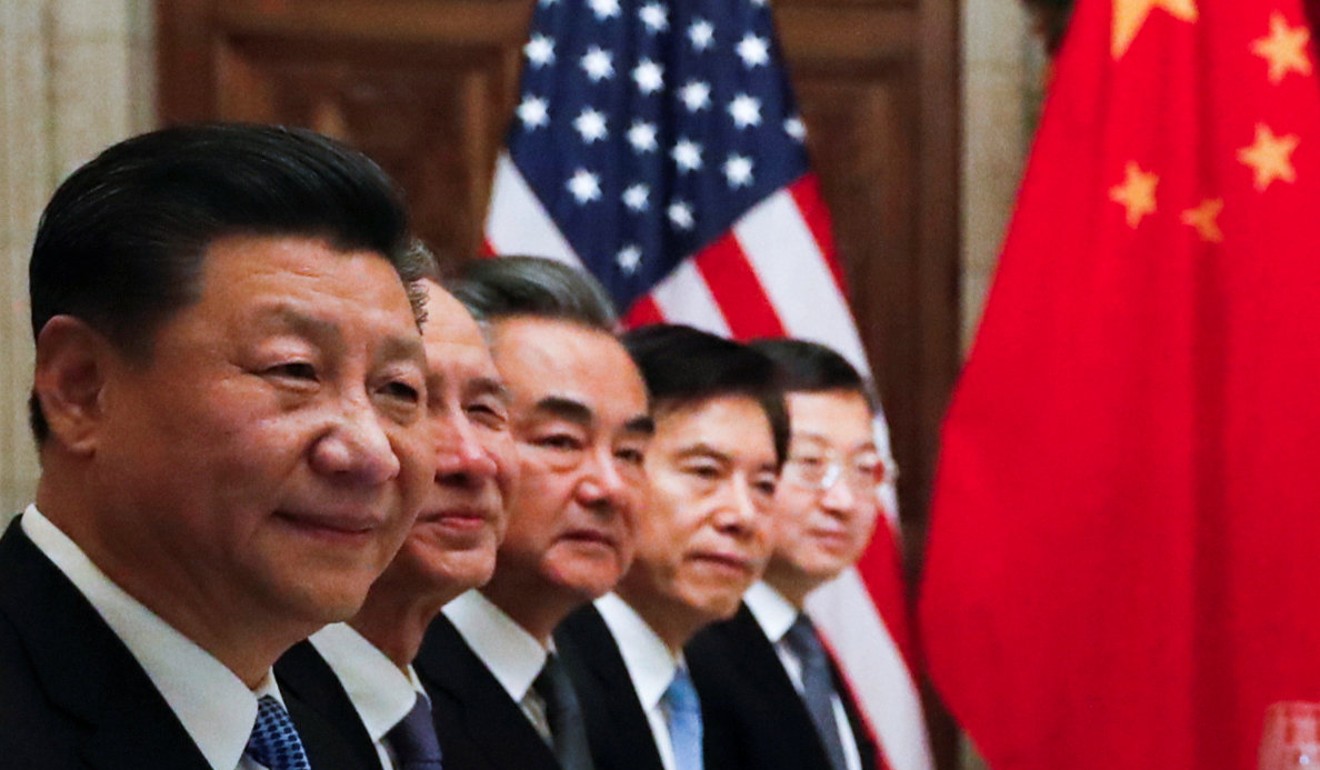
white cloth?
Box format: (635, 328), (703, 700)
(21, 504), (277, 770)
(745, 581), (864, 770)
(443, 589), (549, 729)
(309, 622), (426, 770)
(595, 593), (683, 770)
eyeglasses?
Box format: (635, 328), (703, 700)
(781, 451), (889, 496)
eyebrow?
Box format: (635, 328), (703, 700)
(793, 432), (877, 453)
(624, 415), (655, 436)
(258, 304), (425, 365)
(471, 376), (512, 404)
(531, 396), (594, 425)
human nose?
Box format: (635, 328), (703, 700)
(433, 410), (498, 482)
(717, 476), (761, 534)
(310, 393), (401, 485)
(576, 444), (631, 510)
(819, 467), (859, 512)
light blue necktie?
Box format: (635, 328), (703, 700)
(663, 666), (704, 770)
(387, 693), (444, 769)
(245, 695), (312, 770)
(785, 613), (849, 770)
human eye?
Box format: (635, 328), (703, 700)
(466, 396), (509, 430)
(615, 445), (646, 467)
(530, 430), (586, 452)
(853, 453), (884, 481)
(264, 361), (318, 381)
(683, 460), (723, 481)
(752, 473), (779, 498)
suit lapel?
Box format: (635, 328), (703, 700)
(276, 640), (383, 770)
(555, 606), (665, 770)
(416, 615), (561, 770)
(0, 522), (211, 770)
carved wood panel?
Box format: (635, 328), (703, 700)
(158, 4), (961, 762)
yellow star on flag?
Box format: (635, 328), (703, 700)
(1180, 199), (1224, 243)
(1109, 162), (1159, 228)
(1238, 124), (1300, 191)
(1251, 12), (1313, 84)
(1112, 0), (1198, 59)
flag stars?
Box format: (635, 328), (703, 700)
(1252, 12), (1312, 84)
(628, 121), (659, 153)
(573, 108), (609, 143)
(588, 0), (620, 20)
(728, 94), (763, 129)
(617, 245), (643, 274)
(633, 59), (664, 95)
(1112, 0), (1198, 60)
(524, 34), (556, 68)
(689, 19), (715, 51)
(679, 80), (712, 112)
(737, 33), (771, 67)
(623, 183), (650, 211)
(784, 116), (807, 141)
(1238, 123), (1299, 191)
(724, 154), (754, 188)
(668, 200), (695, 230)
(517, 95), (550, 130)
(639, 2), (669, 33)
(567, 169), (602, 204)
(1181, 198), (1224, 244)
(1108, 162), (1158, 228)
(580, 46), (615, 82)
(672, 139), (704, 172)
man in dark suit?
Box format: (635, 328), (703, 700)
(687, 339), (886, 770)
(277, 266), (518, 770)
(0, 124), (436, 769)
(555, 325), (788, 770)
(415, 257), (653, 770)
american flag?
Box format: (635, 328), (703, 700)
(483, 0), (933, 768)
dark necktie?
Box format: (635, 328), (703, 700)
(246, 695), (313, 770)
(386, 693), (444, 770)
(784, 613), (850, 770)
(662, 666), (704, 770)
(533, 653), (596, 770)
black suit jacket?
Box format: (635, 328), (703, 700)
(276, 639), (384, 770)
(0, 517), (362, 770)
(413, 613), (562, 770)
(686, 603), (881, 770)
(554, 605), (665, 770)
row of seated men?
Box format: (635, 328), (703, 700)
(0, 124), (887, 770)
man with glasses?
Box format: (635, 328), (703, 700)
(687, 339), (884, 770)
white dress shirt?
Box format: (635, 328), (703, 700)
(745, 581), (864, 770)
(309, 622), (427, 770)
(442, 589), (550, 731)
(21, 504), (278, 770)
(594, 593), (684, 770)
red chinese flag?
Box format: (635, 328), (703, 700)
(920, 0), (1320, 767)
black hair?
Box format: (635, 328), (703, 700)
(622, 324), (790, 466)
(749, 338), (874, 412)
(28, 122), (422, 441)
(450, 256), (617, 331)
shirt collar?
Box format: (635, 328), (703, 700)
(309, 623), (420, 743)
(22, 504), (263, 770)
(744, 581), (800, 645)
(443, 589), (547, 702)
(594, 593), (680, 710)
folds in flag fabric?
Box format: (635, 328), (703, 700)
(920, 0), (1320, 767)
(483, 0), (932, 768)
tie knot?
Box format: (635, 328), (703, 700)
(246, 695), (311, 770)
(785, 613), (825, 662)
(387, 693), (444, 769)
(663, 666), (701, 716)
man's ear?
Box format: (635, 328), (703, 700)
(33, 316), (115, 456)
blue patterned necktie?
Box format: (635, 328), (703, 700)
(662, 666), (704, 770)
(386, 693), (444, 769)
(784, 613), (849, 770)
(245, 695), (312, 770)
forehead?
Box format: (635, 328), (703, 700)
(785, 390), (874, 448)
(420, 282), (496, 376)
(490, 317), (647, 417)
(195, 234), (415, 325)
(654, 395), (776, 463)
